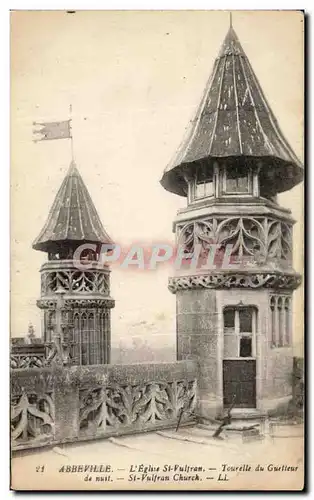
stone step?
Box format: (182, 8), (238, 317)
(198, 420), (264, 433)
(194, 423), (267, 444)
(199, 410), (267, 423)
(157, 429), (242, 450)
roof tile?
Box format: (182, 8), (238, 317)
(161, 27), (303, 196)
(33, 162), (112, 252)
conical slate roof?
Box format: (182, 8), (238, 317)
(161, 26), (303, 196)
(33, 161), (113, 252)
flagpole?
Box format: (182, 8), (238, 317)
(69, 104), (75, 162)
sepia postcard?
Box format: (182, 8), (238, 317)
(10, 9), (304, 491)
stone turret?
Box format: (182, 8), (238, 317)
(34, 161), (115, 365)
(161, 25), (303, 418)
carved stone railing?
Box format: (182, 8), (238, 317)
(11, 361), (198, 451)
(176, 215), (294, 268)
(10, 344), (47, 369)
(40, 260), (110, 297)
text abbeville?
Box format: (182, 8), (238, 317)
(59, 465), (111, 473)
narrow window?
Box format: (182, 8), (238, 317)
(225, 167), (250, 194)
(278, 298), (284, 347)
(223, 307), (256, 359)
(260, 179), (278, 202)
(224, 307), (235, 329)
(194, 170), (214, 200)
(240, 337), (252, 357)
(73, 312), (80, 364)
(223, 307), (237, 358)
(88, 313), (95, 364)
(81, 313), (88, 365)
(239, 308), (253, 358)
(100, 311), (109, 364)
(285, 297), (291, 346)
(270, 296), (277, 347)
(239, 308), (252, 333)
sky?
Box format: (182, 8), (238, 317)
(10, 10), (304, 352)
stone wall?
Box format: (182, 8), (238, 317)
(263, 347), (293, 407)
(176, 289), (219, 417)
(11, 361), (198, 451)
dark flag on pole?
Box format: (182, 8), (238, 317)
(33, 120), (71, 142)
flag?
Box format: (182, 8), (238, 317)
(33, 120), (71, 142)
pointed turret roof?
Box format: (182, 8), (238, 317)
(33, 161), (113, 252)
(161, 26), (303, 196)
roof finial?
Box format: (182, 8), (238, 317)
(229, 11), (233, 29)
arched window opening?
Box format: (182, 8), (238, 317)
(270, 296), (277, 347)
(72, 312), (80, 364)
(270, 295), (292, 348)
(277, 298), (284, 347)
(285, 298), (291, 346)
(81, 312), (88, 365)
(88, 313), (95, 364)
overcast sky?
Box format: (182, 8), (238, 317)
(11, 10), (304, 351)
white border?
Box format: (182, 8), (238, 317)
(2, 3), (312, 498)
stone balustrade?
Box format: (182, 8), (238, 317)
(11, 361), (198, 451)
(40, 260), (111, 297)
(10, 343), (47, 369)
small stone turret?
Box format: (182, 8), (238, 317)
(34, 161), (115, 365)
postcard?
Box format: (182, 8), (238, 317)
(10, 10), (304, 491)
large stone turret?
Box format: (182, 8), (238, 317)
(161, 25), (303, 418)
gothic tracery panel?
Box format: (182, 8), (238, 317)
(10, 355), (45, 369)
(281, 222), (293, 261)
(41, 270), (109, 295)
(177, 216), (292, 264)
